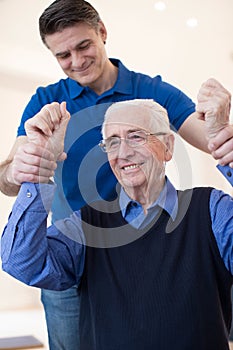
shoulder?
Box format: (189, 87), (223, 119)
(209, 188), (233, 210)
(116, 58), (163, 88)
(178, 187), (213, 203)
(34, 77), (70, 98)
(17, 78), (70, 136)
(27, 77), (71, 109)
(176, 187), (213, 216)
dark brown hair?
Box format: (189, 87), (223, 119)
(39, 0), (101, 44)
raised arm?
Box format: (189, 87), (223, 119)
(1, 182), (84, 290)
(196, 78), (233, 167)
(0, 102), (70, 196)
(0, 102), (84, 291)
(24, 101), (70, 161)
(179, 78), (232, 165)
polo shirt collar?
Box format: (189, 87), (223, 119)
(109, 58), (133, 95)
(68, 77), (84, 99)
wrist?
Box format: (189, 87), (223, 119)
(0, 161), (20, 196)
(205, 121), (229, 139)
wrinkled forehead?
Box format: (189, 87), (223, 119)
(106, 105), (152, 127)
(103, 104), (169, 137)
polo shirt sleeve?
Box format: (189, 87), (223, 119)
(153, 77), (196, 132)
(17, 88), (48, 136)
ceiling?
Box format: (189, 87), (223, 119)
(0, 0), (233, 98)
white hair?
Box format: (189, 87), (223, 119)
(102, 99), (171, 138)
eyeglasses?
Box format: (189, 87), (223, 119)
(99, 130), (167, 153)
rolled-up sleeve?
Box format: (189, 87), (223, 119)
(1, 183), (85, 291)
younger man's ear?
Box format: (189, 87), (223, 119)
(98, 21), (107, 43)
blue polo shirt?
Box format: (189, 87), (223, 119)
(17, 59), (195, 220)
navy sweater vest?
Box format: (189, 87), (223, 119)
(80, 187), (233, 350)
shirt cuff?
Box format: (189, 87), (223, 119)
(15, 182), (56, 213)
(216, 165), (233, 186)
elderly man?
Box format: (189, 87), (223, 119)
(2, 99), (233, 350)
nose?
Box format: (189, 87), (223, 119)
(71, 51), (85, 68)
(117, 139), (135, 158)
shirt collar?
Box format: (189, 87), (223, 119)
(119, 177), (178, 221)
(109, 58), (133, 95)
(68, 59), (133, 99)
(68, 77), (84, 99)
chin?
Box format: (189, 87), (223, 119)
(70, 71), (94, 85)
(121, 179), (142, 189)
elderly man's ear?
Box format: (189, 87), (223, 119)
(164, 133), (175, 161)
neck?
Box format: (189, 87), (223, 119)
(91, 59), (118, 95)
(124, 179), (166, 215)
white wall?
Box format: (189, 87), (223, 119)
(0, 0), (233, 311)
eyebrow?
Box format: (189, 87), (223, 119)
(106, 128), (144, 138)
(55, 39), (92, 58)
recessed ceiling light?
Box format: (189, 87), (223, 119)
(154, 1), (166, 11)
(186, 17), (198, 28)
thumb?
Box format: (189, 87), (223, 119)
(52, 102), (71, 161)
(57, 151), (67, 162)
(57, 102), (71, 140)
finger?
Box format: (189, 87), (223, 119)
(200, 78), (231, 93)
(16, 156), (57, 172)
(14, 172), (54, 184)
(13, 144), (57, 178)
(42, 102), (62, 128)
(60, 102), (71, 122)
(10, 161), (56, 185)
(197, 90), (230, 108)
(60, 101), (67, 116)
(12, 152), (57, 173)
(20, 143), (56, 161)
(25, 102), (62, 139)
(202, 78), (223, 89)
(57, 152), (67, 162)
(208, 125), (233, 151)
(25, 115), (53, 138)
(211, 140), (233, 159)
(216, 150), (233, 166)
(54, 103), (70, 148)
(197, 79), (231, 103)
(13, 162), (56, 177)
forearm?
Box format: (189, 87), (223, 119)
(0, 159), (20, 196)
(178, 112), (210, 153)
(1, 183), (54, 286)
(1, 183), (84, 290)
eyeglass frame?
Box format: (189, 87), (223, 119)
(99, 130), (168, 153)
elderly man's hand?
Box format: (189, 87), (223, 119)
(196, 78), (233, 166)
(25, 101), (70, 162)
(6, 102), (71, 185)
(196, 78), (231, 139)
